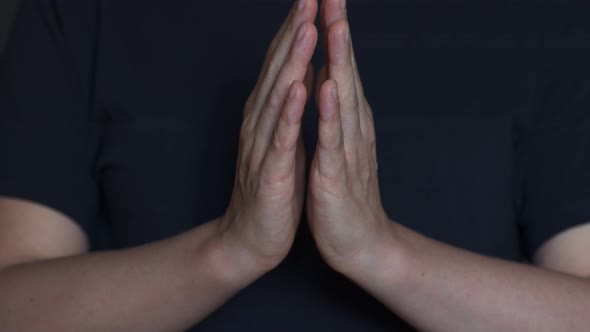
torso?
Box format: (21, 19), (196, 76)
(90, 1), (547, 330)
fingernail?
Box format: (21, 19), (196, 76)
(289, 82), (298, 100)
(342, 25), (349, 43)
(297, 24), (307, 42)
(332, 83), (339, 101)
(297, 0), (305, 13)
(341, 0), (347, 11)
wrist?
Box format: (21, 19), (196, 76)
(339, 220), (411, 290)
(376, 221), (413, 286)
(208, 217), (278, 285)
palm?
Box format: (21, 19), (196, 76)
(307, 0), (389, 273)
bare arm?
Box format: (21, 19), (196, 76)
(338, 221), (590, 332)
(0, 198), (269, 332)
(309, 1), (590, 331)
(0, 1), (319, 330)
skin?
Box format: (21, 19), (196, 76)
(0, 0), (318, 330)
(1, 0), (589, 331)
(307, 1), (590, 331)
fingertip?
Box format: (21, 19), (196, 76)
(329, 19), (349, 44)
(322, 0), (346, 25)
(286, 81), (306, 124)
(328, 19), (350, 64)
(319, 79), (340, 121)
(288, 80), (299, 100)
(309, 0), (320, 17)
(301, 0), (319, 16)
(316, 78), (345, 175)
(331, 81), (339, 101)
(298, 80), (309, 107)
(294, 0), (318, 19)
(306, 22), (319, 45)
(323, 79), (339, 100)
(295, 22), (319, 58)
(296, 0), (306, 13)
(296, 80), (309, 101)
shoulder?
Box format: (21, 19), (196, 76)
(0, 197), (87, 270)
(534, 223), (590, 278)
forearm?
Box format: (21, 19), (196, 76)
(345, 222), (590, 332)
(0, 218), (268, 332)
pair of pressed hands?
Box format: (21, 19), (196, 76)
(218, 0), (391, 276)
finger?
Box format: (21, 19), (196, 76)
(321, 0), (366, 109)
(320, 0), (342, 60)
(321, 0), (342, 41)
(327, 19), (362, 143)
(252, 23), (318, 166)
(242, 1), (314, 162)
(268, 0), (306, 57)
(316, 79), (346, 181)
(251, 0), (318, 114)
(260, 81), (307, 185)
(322, 0), (374, 162)
(245, 1), (297, 119)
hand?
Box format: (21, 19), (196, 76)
(217, 0), (318, 270)
(307, 0), (391, 275)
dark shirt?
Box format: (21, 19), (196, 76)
(1, 1), (590, 330)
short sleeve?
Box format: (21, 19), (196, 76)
(0, 0), (101, 239)
(518, 47), (590, 258)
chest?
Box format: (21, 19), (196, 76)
(93, 1), (531, 258)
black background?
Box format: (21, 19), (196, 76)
(0, 0), (20, 55)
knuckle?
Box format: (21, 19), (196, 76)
(369, 139), (377, 153)
(267, 92), (283, 110)
(257, 173), (292, 201)
(237, 170), (248, 189)
(259, 59), (270, 81)
(245, 94), (256, 112)
(352, 94), (361, 111)
(268, 40), (279, 56)
(320, 124), (343, 150)
(372, 154), (379, 170)
(240, 129), (249, 143)
(240, 122), (254, 142)
(351, 128), (363, 142)
(337, 137), (345, 152)
(237, 160), (253, 191)
(367, 120), (377, 140)
(320, 131), (342, 151)
(364, 102), (373, 117)
(267, 60), (281, 78)
(315, 172), (347, 199)
(316, 154), (346, 181)
(360, 165), (372, 186)
(287, 51), (306, 68)
(286, 18), (298, 39)
(247, 172), (259, 192)
(271, 129), (294, 155)
(262, 170), (291, 188)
